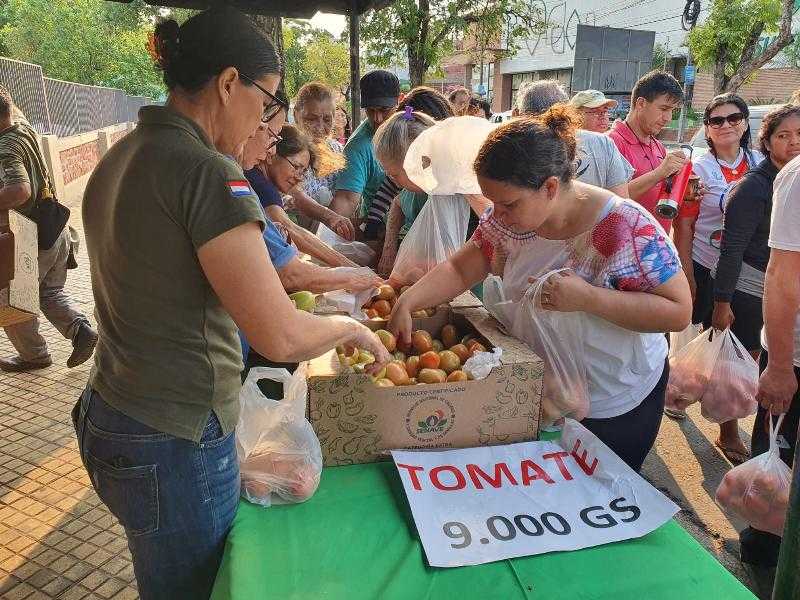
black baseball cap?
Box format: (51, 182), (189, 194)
(360, 70), (400, 109)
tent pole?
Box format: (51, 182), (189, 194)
(349, 0), (361, 129)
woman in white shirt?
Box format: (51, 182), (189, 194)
(671, 93), (763, 464)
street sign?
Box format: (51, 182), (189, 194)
(685, 65), (696, 85)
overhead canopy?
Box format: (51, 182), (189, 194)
(108, 0), (391, 18)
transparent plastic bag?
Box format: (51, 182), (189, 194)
(666, 328), (725, 411)
(236, 366), (322, 507)
(668, 323), (702, 362)
(716, 414), (791, 536)
(389, 195), (470, 286)
(404, 116), (498, 195)
(700, 329), (758, 423)
(317, 223), (376, 266)
(510, 269), (590, 426)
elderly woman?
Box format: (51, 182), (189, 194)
(389, 106), (691, 472)
(289, 82), (354, 239)
(77, 9), (389, 598)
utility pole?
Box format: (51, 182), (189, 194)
(676, 0), (701, 143)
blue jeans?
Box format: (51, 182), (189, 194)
(72, 387), (240, 600)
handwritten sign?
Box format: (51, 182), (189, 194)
(392, 420), (678, 567)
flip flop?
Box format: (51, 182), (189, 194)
(715, 439), (751, 466)
(663, 406), (687, 420)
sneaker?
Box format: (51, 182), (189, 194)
(67, 323), (98, 368)
(0, 355), (53, 372)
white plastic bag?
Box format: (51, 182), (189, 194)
(317, 223), (376, 266)
(389, 194), (470, 286)
(716, 414), (791, 536)
(510, 269), (590, 426)
(404, 116), (498, 195)
(666, 328), (725, 411)
(482, 274), (516, 332)
(236, 366), (322, 507)
(463, 348), (503, 380)
(668, 323), (702, 361)
(700, 329), (758, 423)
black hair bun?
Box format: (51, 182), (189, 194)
(153, 19), (180, 71)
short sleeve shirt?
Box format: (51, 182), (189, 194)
(575, 130), (634, 190)
(83, 105), (266, 442)
(763, 154), (800, 366)
(681, 149), (762, 268)
(0, 121), (48, 219)
(608, 120), (671, 230)
(245, 167), (284, 209)
(263, 218), (297, 269)
(335, 120), (385, 217)
(302, 138), (343, 205)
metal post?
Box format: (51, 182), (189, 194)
(676, 47), (694, 143)
(349, 1), (361, 130)
(772, 424), (800, 600)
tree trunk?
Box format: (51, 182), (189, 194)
(248, 15), (286, 95)
(408, 50), (427, 87)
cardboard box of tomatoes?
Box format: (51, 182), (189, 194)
(304, 304), (544, 466)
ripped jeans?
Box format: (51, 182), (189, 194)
(72, 387), (240, 600)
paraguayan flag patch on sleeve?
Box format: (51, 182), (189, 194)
(227, 180), (252, 197)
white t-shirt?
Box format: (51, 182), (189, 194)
(575, 130), (634, 190)
(690, 149), (763, 269)
(762, 154), (800, 366)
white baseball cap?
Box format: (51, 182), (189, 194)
(570, 90), (618, 110)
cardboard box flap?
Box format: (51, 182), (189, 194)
(452, 306), (538, 365)
(449, 290), (483, 309)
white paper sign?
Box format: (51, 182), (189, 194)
(391, 420), (679, 567)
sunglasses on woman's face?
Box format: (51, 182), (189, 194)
(239, 73), (289, 124)
(706, 112), (745, 128)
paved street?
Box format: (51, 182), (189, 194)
(0, 175), (769, 599)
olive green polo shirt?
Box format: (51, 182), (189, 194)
(83, 105), (265, 442)
(0, 121), (46, 218)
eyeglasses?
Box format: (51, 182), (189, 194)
(280, 154), (308, 176)
(706, 112), (745, 128)
(239, 73), (289, 124)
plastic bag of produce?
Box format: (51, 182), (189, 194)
(236, 366), (322, 507)
(510, 269), (590, 426)
(403, 116), (498, 195)
(666, 328), (725, 411)
(716, 414), (791, 536)
(700, 329), (758, 423)
(317, 223), (376, 266)
(668, 323), (702, 361)
(389, 194), (470, 286)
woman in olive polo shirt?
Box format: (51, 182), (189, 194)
(74, 9), (389, 599)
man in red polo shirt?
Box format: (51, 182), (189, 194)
(609, 71), (687, 231)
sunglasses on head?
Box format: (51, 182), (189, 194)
(706, 112), (745, 128)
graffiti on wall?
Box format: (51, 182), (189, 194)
(524, 2), (597, 56)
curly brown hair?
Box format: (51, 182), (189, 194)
(474, 104), (580, 188)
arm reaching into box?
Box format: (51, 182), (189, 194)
(389, 243), (490, 344)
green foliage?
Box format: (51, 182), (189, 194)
(0, 0), (168, 97)
(360, 0), (542, 86)
(688, 0), (783, 89)
(651, 43), (669, 71)
(282, 20), (350, 100)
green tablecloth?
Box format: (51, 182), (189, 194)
(210, 461), (755, 600)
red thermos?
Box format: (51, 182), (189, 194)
(656, 144), (695, 220)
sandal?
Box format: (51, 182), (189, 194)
(715, 438), (751, 466)
(663, 406), (687, 420)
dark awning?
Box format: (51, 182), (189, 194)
(106, 0), (391, 18)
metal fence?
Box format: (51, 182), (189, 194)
(0, 56), (150, 137)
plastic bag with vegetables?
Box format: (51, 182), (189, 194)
(716, 415), (791, 536)
(236, 366), (322, 507)
(666, 328), (725, 411)
(700, 329), (758, 423)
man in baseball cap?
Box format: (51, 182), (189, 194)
(570, 90), (618, 133)
(329, 70), (400, 230)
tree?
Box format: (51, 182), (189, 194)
(0, 0), (164, 96)
(360, 0), (542, 87)
(305, 35), (350, 96)
(248, 13), (285, 96)
(688, 0), (794, 94)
